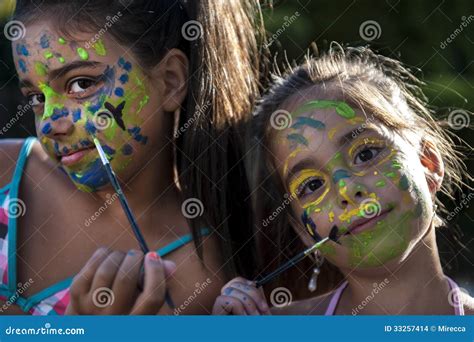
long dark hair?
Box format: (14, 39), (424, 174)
(247, 44), (470, 298)
(13, 0), (268, 278)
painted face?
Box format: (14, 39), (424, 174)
(271, 90), (435, 269)
(13, 23), (163, 192)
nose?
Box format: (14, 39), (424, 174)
(333, 169), (368, 208)
(39, 109), (74, 138)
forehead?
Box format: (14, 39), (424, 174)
(12, 22), (126, 76)
(270, 90), (385, 173)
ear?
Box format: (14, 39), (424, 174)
(420, 139), (444, 196)
(150, 48), (189, 112)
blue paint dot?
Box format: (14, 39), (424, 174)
(121, 144), (133, 155)
(85, 120), (97, 134)
(54, 142), (60, 154)
(123, 62), (132, 72)
(72, 109), (82, 122)
(114, 87), (124, 97)
(118, 57), (125, 67)
(80, 139), (91, 147)
(88, 103), (101, 114)
(101, 145), (116, 155)
(41, 123), (52, 135)
(62, 146), (69, 154)
(119, 74), (129, 84)
(20, 44), (29, 56)
(18, 59), (27, 73)
(40, 34), (50, 49)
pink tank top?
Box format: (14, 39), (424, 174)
(324, 276), (465, 315)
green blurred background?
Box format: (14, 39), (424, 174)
(0, 0), (472, 290)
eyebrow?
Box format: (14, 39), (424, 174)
(285, 126), (380, 183)
(18, 60), (103, 89)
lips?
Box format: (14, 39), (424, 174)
(58, 146), (95, 166)
(342, 207), (393, 236)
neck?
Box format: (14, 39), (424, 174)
(339, 228), (454, 315)
(90, 141), (187, 240)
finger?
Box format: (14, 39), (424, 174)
(131, 252), (169, 315)
(231, 280), (270, 314)
(70, 247), (110, 300)
(212, 296), (247, 315)
(223, 280), (270, 314)
(90, 251), (126, 297)
(110, 249), (144, 310)
(221, 286), (260, 315)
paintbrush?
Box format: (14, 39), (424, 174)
(92, 135), (175, 309)
(255, 226), (339, 288)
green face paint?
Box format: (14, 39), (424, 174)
(34, 61), (48, 76)
(58, 37), (66, 44)
(375, 180), (386, 188)
(77, 47), (89, 60)
(44, 51), (53, 59)
(58, 56), (65, 63)
(291, 100), (356, 119)
(38, 83), (65, 120)
(344, 204), (412, 268)
(92, 39), (107, 56)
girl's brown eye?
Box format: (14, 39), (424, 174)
(354, 147), (382, 164)
(297, 177), (324, 197)
(27, 93), (45, 106)
(68, 78), (98, 94)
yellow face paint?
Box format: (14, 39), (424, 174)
(288, 169), (331, 209)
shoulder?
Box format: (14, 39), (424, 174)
(0, 138), (57, 188)
(271, 290), (334, 315)
(0, 139), (27, 188)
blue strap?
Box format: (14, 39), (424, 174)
(18, 227), (211, 314)
(158, 227), (210, 257)
(7, 137), (36, 292)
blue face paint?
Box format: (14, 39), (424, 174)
(51, 108), (69, 121)
(291, 116), (326, 130)
(40, 34), (50, 49)
(301, 209), (322, 242)
(114, 87), (124, 97)
(16, 44), (29, 56)
(128, 126), (148, 145)
(119, 74), (129, 84)
(18, 59), (27, 73)
(62, 146), (69, 154)
(287, 133), (308, 146)
(85, 120), (97, 135)
(118, 58), (132, 72)
(101, 144), (116, 156)
(41, 122), (52, 135)
(70, 158), (109, 191)
(121, 144), (133, 155)
(72, 108), (82, 122)
(53, 142), (60, 155)
(80, 139), (92, 147)
(332, 169), (351, 184)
